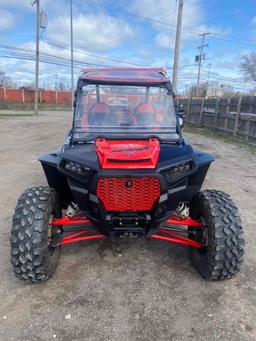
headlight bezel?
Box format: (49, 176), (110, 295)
(163, 161), (195, 183)
(63, 160), (91, 177)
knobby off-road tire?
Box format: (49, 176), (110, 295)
(11, 186), (61, 283)
(189, 190), (245, 281)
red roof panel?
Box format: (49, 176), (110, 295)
(79, 68), (169, 84)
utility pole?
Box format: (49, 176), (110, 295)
(172, 0), (184, 93)
(196, 32), (210, 97)
(33, 0), (40, 114)
(70, 0), (74, 106)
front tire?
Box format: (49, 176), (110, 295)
(11, 186), (61, 283)
(189, 190), (245, 280)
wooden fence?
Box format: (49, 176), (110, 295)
(177, 96), (256, 146)
(0, 87), (72, 105)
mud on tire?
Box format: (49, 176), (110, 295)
(189, 190), (245, 281)
(11, 186), (61, 283)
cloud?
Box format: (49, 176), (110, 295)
(0, 0), (54, 10)
(251, 16), (256, 25)
(129, 0), (201, 51)
(130, 0), (179, 22)
(130, 0), (230, 51)
(155, 32), (175, 50)
(130, 0), (203, 29)
(155, 24), (231, 51)
(46, 12), (134, 52)
(250, 16), (256, 40)
(0, 0), (33, 9)
(0, 10), (15, 31)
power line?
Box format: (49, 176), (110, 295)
(0, 44), (123, 68)
(0, 52), (92, 69)
(167, 63), (197, 70)
(200, 78), (255, 91)
(200, 73), (255, 85)
(0, 46), (113, 69)
(210, 33), (256, 46)
(125, 12), (256, 46)
(42, 39), (146, 67)
(179, 70), (255, 85)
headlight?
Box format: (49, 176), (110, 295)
(164, 161), (193, 183)
(64, 160), (90, 176)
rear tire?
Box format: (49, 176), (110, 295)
(11, 186), (61, 283)
(189, 190), (245, 280)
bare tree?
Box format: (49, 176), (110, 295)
(186, 83), (207, 97)
(0, 70), (16, 88)
(0, 71), (6, 87)
(55, 78), (68, 91)
(241, 53), (256, 82)
(25, 82), (36, 90)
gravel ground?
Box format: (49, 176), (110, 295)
(0, 111), (255, 341)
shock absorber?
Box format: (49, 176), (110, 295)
(66, 202), (80, 218)
(174, 202), (189, 219)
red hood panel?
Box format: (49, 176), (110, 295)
(96, 138), (160, 169)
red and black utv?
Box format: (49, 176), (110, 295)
(11, 68), (244, 283)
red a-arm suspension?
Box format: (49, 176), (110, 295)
(50, 214), (204, 248)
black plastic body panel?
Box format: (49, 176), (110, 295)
(39, 135), (214, 237)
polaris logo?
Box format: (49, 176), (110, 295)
(125, 180), (133, 188)
(126, 151), (134, 157)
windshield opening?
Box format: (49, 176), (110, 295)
(73, 83), (178, 141)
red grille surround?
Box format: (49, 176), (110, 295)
(97, 177), (160, 211)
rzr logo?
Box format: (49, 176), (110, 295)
(125, 180), (133, 188)
(110, 147), (149, 154)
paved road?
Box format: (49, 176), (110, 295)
(0, 111), (255, 341)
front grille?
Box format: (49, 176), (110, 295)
(97, 177), (160, 211)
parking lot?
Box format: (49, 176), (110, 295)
(0, 111), (255, 341)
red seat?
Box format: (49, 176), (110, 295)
(135, 103), (155, 115)
(134, 103), (156, 126)
(81, 103), (112, 128)
(90, 103), (112, 115)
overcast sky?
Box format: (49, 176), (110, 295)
(0, 0), (255, 91)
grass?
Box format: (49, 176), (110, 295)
(0, 113), (34, 118)
(185, 122), (256, 153)
(0, 101), (70, 111)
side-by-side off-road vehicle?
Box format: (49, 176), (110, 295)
(11, 68), (245, 283)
